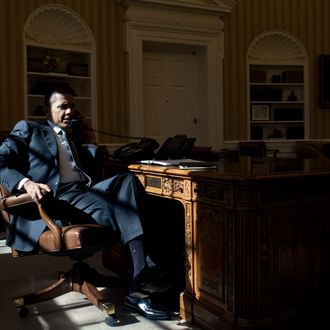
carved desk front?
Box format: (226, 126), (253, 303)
(126, 157), (330, 330)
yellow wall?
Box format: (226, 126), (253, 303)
(224, 0), (330, 140)
(1, 0), (330, 143)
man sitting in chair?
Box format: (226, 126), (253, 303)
(0, 85), (172, 320)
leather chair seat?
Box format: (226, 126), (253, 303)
(38, 224), (114, 253)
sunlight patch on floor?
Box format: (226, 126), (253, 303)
(0, 238), (11, 254)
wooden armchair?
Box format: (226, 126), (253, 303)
(239, 141), (279, 158)
(0, 185), (124, 325)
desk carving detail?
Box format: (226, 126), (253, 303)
(196, 205), (225, 299)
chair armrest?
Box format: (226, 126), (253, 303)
(0, 189), (62, 250)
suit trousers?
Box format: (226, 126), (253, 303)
(54, 173), (145, 244)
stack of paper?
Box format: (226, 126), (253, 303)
(139, 158), (218, 170)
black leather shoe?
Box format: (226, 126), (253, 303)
(124, 296), (172, 320)
(128, 266), (171, 298)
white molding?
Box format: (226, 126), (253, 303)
(247, 30), (306, 65)
(123, 3), (225, 148)
(124, 5), (224, 31)
(24, 4), (93, 51)
(120, 0), (236, 13)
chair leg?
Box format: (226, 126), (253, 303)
(12, 260), (124, 320)
(13, 275), (72, 308)
(70, 261), (122, 317)
(77, 281), (116, 315)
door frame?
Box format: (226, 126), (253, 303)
(124, 8), (225, 148)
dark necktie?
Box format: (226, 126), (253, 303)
(59, 130), (91, 186)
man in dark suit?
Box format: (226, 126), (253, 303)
(0, 86), (172, 320)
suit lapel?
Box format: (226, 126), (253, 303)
(40, 123), (58, 158)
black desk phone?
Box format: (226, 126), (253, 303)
(112, 138), (159, 162)
(112, 135), (196, 162)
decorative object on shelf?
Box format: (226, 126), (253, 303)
(251, 105), (269, 121)
(287, 91), (298, 101)
(43, 54), (59, 72)
(319, 54), (330, 107)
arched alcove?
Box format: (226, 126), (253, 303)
(23, 4), (96, 130)
(248, 30), (306, 64)
(247, 30), (308, 145)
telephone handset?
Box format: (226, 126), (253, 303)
(112, 138), (159, 162)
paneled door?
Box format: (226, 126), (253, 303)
(143, 46), (205, 146)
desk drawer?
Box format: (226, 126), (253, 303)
(135, 173), (192, 200)
(192, 181), (233, 205)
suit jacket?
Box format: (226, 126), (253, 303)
(0, 120), (96, 252)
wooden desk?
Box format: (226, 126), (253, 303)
(106, 157), (330, 329)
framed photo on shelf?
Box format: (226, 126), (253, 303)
(251, 105), (269, 121)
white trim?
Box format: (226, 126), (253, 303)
(120, 0), (236, 13)
(124, 5), (225, 148)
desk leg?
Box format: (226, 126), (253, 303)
(179, 201), (194, 321)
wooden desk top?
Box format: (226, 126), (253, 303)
(128, 156), (330, 182)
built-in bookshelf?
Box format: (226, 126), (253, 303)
(249, 64), (305, 140)
(26, 45), (92, 122)
(247, 30), (308, 143)
(24, 4), (95, 128)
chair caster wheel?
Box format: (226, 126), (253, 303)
(105, 315), (119, 326)
(18, 306), (29, 318)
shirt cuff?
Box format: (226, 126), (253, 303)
(17, 178), (30, 191)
